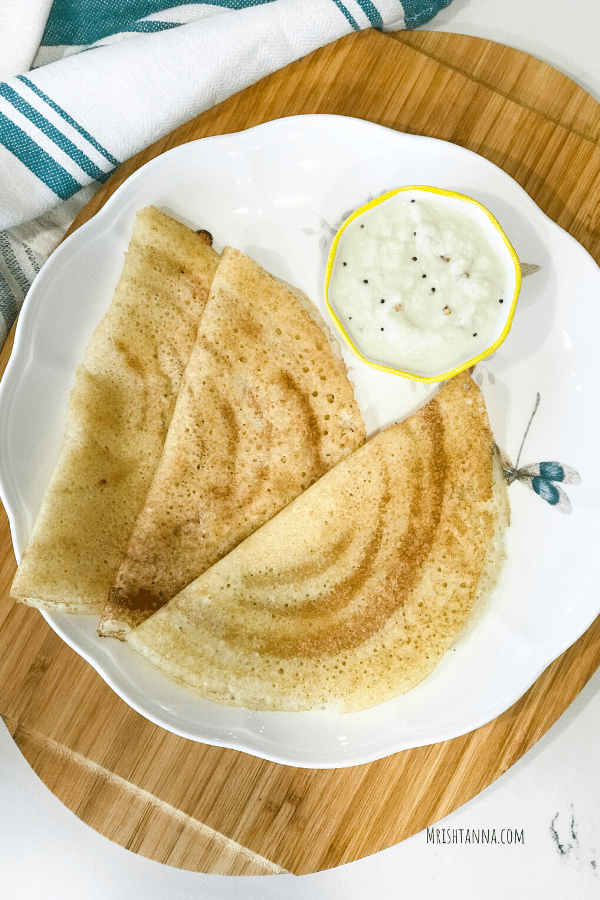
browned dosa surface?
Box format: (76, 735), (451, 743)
(10, 207), (220, 615)
(100, 246), (364, 637)
(2, 29), (600, 876)
(128, 373), (507, 713)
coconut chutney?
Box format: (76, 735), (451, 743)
(328, 194), (508, 375)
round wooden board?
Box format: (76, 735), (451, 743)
(2, 29), (600, 877)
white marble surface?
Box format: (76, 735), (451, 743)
(3, 1), (600, 896)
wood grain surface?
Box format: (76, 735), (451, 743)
(2, 29), (600, 876)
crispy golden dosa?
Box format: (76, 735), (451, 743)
(100, 246), (366, 638)
(127, 373), (509, 713)
(11, 207), (220, 613)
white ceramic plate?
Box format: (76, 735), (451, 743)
(1, 115), (599, 768)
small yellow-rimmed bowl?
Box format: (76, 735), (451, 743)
(324, 185), (521, 383)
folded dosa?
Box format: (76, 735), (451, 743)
(100, 247), (365, 638)
(11, 207), (220, 613)
(127, 373), (509, 713)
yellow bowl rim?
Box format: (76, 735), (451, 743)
(324, 185), (522, 383)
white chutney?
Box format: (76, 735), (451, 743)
(328, 194), (508, 376)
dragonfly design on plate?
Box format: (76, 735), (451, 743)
(495, 393), (581, 513)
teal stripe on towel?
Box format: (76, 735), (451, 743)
(0, 111), (81, 199)
(41, 0), (276, 46)
(330, 0), (361, 30)
(401, 0), (453, 29)
(354, 0), (384, 28)
(17, 77), (119, 168)
(0, 83), (111, 183)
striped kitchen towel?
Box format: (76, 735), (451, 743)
(0, 0), (453, 349)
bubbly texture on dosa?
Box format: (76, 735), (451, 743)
(11, 207), (220, 613)
(100, 246), (366, 638)
(128, 372), (509, 713)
